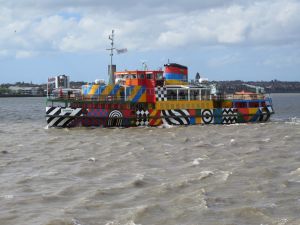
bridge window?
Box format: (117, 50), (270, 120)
(157, 73), (163, 80)
(146, 73), (153, 79)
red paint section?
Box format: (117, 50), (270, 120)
(189, 109), (196, 116)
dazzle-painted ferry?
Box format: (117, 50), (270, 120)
(45, 31), (274, 128)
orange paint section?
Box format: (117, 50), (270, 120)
(149, 110), (162, 126)
(238, 108), (258, 122)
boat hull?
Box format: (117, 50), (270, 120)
(45, 104), (274, 128)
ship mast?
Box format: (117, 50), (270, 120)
(107, 30), (115, 84)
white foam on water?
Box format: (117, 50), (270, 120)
(261, 138), (271, 142)
(105, 220), (141, 225)
(158, 123), (173, 129)
(230, 139), (235, 143)
(88, 157), (96, 162)
(163, 143), (174, 147)
(214, 143), (225, 147)
(1, 195), (14, 199)
(192, 159), (200, 165)
(289, 168), (300, 175)
(198, 171), (214, 180)
(72, 218), (83, 225)
(192, 157), (207, 166)
(219, 171), (233, 181)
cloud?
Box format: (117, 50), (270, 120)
(207, 53), (241, 67)
(15, 50), (36, 59)
(0, 0), (300, 58)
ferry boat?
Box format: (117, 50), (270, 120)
(45, 32), (274, 128)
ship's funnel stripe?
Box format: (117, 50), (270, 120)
(164, 73), (187, 81)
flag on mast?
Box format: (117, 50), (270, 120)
(116, 48), (128, 54)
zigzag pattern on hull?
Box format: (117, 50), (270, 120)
(46, 107), (82, 128)
(222, 108), (238, 124)
(162, 109), (190, 125)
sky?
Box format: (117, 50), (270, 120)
(0, 0), (300, 84)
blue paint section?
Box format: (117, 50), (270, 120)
(109, 85), (120, 96)
(250, 110), (260, 122)
(164, 73), (187, 81)
(132, 86), (146, 103)
(213, 108), (223, 124)
(190, 117), (195, 125)
(82, 85), (92, 95)
(125, 86), (134, 97)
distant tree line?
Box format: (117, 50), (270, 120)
(215, 80), (300, 93)
(1, 80), (300, 96)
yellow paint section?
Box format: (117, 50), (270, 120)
(88, 85), (100, 95)
(100, 85), (113, 96)
(149, 110), (162, 126)
(165, 80), (188, 85)
(250, 108), (259, 115)
(128, 86), (141, 101)
(221, 101), (233, 108)
(155, 100), (213, 110)
(195, 117), (202, 124)
(139, 91), (147, 102)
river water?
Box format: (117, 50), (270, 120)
(0, 94), (300, 225)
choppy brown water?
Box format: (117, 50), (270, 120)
(0, 94), (300, 225)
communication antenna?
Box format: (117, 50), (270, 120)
(106, 30), (128, 84)
(107, 30), (115, 84)
(141, 60), (148, 71)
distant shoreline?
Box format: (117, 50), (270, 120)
(0, 95), (45, 98)
(1, 93), (300, 98)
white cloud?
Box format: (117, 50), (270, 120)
(0, 0), (300, 58)
(208, 53), (241, 67)
(15, 50), (36, 59)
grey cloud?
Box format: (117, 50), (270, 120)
(1, 0), (300, 57)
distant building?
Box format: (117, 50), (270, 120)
(8, 86), (43, 95)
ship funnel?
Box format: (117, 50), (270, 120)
(163, 63), (188, 85)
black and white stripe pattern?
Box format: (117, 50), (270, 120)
(107, 110), (123, 127)
(222, 108), (238, 124)
(259, 107), (271, 122)
(155, 87), (167, 101)
(162, 109), (190, 125)
(46, 107), (82, 128)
